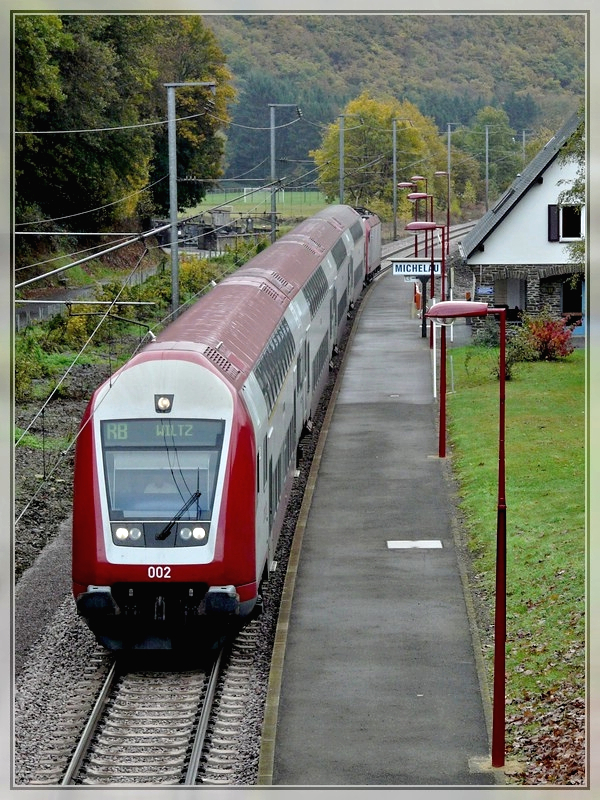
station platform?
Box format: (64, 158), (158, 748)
(258, 266), (502, 786)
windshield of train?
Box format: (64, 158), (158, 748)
(100, 419), (225, 522)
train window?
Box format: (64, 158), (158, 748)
(100, 419), (225, 541)
(303, 266), (328, 317)
(331, 238), (347, 270)
(255, 318), (295, 414)
(350, 220), (364, 244)
(337, 289), (347, 324)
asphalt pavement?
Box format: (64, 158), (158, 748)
(260, 264), (505, 786)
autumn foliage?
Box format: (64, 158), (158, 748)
(522, 310), (575, 360)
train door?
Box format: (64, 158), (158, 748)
(347, 256), (354, 302)
(268, 453), (274, 533)
(296, 350), (306, 445)
(256, 433), (270, 575)
(267, 446), (276, 571)
(329, 289), (337, 342)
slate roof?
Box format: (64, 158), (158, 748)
(458, 112), (581, 260)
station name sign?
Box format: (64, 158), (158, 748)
(392, 260), (441, 276)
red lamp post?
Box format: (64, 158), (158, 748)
(405, 220), (446, 345)
(407, 192), (434, 257)
(411, 174), (430, 255)
(425, 300), (508, 769)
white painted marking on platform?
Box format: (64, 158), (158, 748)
(387, 540), (443, 549)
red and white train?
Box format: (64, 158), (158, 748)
(72, 205), (382, 650)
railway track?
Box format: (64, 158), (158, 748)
(27, 622), (261, 787)
(382, 220), (474, 263)
(63, 660), (218, 785)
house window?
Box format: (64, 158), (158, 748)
(548, 204), (584, 242)
(560, 206), (583, 240)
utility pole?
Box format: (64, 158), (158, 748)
(269, 103), (302, 243)
(165, 81), (216, 317)
(392, 118), (413, 240)
(338, 114), (361, 205)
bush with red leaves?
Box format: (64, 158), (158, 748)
(522, 310), (575, 360)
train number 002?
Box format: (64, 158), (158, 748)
(148, 565), (171, 579)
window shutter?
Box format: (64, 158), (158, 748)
(548, 205), (559, 241)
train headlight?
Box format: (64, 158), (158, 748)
(178, 526), (207, 545)
(155, 394), (173, 413)
(112, 524), (145, 545)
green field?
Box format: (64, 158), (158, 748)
(188, 188), (329, 219)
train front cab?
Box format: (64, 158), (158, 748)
(72, 352), (259, 650)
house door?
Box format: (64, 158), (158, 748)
(563, 276), (585, 336)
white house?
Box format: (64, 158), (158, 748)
(456, 113), (585, 335)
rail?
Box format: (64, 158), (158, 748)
(60, 649), (224, 786)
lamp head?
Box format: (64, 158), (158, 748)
(425, 300), (489, 321)
(405, 221), (437, 232)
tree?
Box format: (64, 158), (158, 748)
(14, 15), (72, 219)
(504, 90), (539, 133)
(452, 107), (521, 205)
(310, 93), (445, 219)
(15, 15), (160, 229)
(14, 14), (235, 232)
(221, 67), (342, 190)
(147, 16), (235, 214)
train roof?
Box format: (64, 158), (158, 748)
(144, 205), (363, 385)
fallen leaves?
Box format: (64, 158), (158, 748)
(506, 685), (585, 784)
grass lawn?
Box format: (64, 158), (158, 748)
(446, 345), (585, 782)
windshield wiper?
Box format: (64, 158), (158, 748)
(155, 491), (202, 540)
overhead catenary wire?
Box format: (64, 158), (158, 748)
(14, 228), (168, 289)
(15, 236), (139, 273)
(15, 107), (305, 137)
(16, 176), (288, 285)
(14, 254), (161, 525)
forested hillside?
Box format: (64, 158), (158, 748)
(203, 13), (584, 180)
(14, 12), (584, 281)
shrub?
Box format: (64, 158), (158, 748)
(505, 328), (539, 369)
(179, 256), (221, 297)
(14, 329), (45, 400)
(62, 314), (92, 349)
(521, 309), (574, 360)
